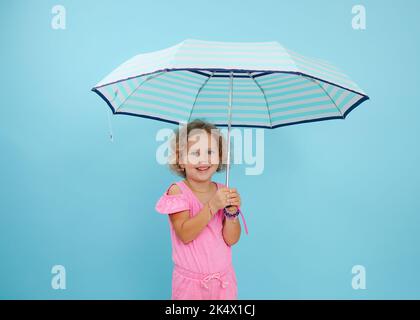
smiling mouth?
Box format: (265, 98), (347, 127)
(196, 166), (210, 172)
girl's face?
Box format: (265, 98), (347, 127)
(180, 131), (220, 182)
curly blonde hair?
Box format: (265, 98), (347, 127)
(168, 119), (228, 178)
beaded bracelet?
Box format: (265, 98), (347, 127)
(223, 207), (239, 220)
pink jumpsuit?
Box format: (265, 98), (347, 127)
(155, 180), (248, 300)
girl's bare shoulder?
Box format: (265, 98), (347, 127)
(167, 183), (182, 195)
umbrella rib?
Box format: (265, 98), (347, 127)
(302, 76), (344, 118)
(115, 71), (167, 112)
(187, 71), (214, 123)
(249, 72), (272, 128)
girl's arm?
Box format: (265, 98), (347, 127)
(222, 210), (241, 246)
(167, 184), (214, 244)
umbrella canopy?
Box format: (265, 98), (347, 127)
(92, 39), (369, 129)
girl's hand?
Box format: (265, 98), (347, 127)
(227, 188), (241, 208)
(209, 187), (241, 212)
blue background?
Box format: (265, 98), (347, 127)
(1, 0), (419, 299)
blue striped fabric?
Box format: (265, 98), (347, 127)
(92, 39), (369, 128)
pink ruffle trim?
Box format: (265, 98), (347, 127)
(155, 193), (190, 214)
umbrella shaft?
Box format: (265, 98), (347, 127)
(226, 72), (233, 188)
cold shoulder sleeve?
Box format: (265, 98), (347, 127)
(155, 183), (190, 214)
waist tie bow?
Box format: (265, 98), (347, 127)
(200, 272), (229, 289)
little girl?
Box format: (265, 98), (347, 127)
(155, 119), (248, 300)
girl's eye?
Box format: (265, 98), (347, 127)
(189, 150), (215, 156)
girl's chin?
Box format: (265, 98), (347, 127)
(193, 172), (212, 179)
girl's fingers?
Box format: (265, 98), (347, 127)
(221, 189), (241, 206)
(229, 196), (240, 202)
(233, 196), (241, 206)
(226, 199), (237, 205)
(230, 201), (240, 207)
(220, 190), (230, 199)
(228, 197), (240, 205)
(219, 188), (230, 196)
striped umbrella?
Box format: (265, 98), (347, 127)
(92, 39), (369, 186)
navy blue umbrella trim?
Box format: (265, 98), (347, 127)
(92, 87), (370, 129)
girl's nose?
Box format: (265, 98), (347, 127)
(198, 153), (210, 163)
(198, 157), (210, 165)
